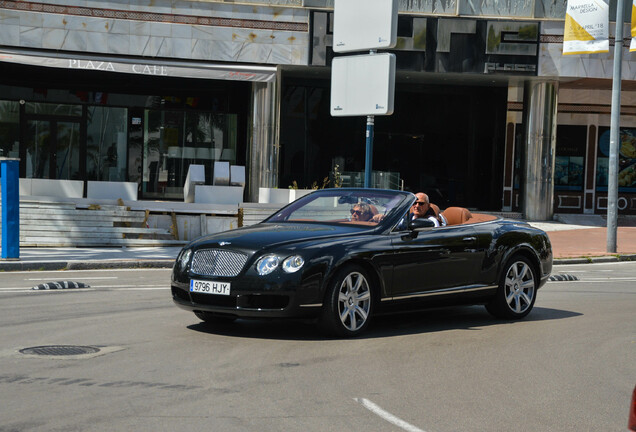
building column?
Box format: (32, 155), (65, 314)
(246, 80), (279, 203)
(522, 80), (558, 221)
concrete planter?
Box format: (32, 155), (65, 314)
(258, 188), (314, 204)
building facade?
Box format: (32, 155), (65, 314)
(1, 0), (635, 217)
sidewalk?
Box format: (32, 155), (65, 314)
(1, 216), (635, 271)
(528, 219), (636, 264)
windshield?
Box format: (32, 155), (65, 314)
(266, 189), (411, 226)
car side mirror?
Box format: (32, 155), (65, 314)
(408, 218), (435, 231)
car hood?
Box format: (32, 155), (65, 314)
(189, 222), (372, 252)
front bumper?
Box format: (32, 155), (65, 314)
(171, 276), (323, 319)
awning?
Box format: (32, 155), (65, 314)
(0, 48), (277, 83)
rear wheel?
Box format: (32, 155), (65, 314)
(486, 255), (537, 319)
(194, 311), (236, 324)
(320, 264), (373, 337)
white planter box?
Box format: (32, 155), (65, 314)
(194, 185), (244, 205)
(30, 178), (84, 198)
(87, 181), (138, 201)
(258, 187), (314, 204)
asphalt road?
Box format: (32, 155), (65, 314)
(0, 263), (634, 432)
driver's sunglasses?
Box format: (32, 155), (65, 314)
(351, 209), (363, 215)
(414, 202), (427, 206)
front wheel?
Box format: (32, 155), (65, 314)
(486, 255), (537, 319)
(320, 265), (374, 338)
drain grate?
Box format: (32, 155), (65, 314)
(19, 345), (100, 356)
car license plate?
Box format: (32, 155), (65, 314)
(190, 279), (231, 296)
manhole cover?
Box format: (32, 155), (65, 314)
(19, 345), (100, 356)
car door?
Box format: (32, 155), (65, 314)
(389, 224), (484, 298)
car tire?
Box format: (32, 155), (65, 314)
(486, 255), (537, 319)
(320, 264), (373, 338)
(194, 311), (236, 324)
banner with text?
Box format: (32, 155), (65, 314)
(563, 0), (609, 55)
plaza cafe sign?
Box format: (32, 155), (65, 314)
(69, 58), (168, 76)
(0, 49), (276, 82)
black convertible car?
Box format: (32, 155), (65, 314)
(172, 188), (552, 337)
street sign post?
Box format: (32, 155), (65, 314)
(331, 0), (398, 188)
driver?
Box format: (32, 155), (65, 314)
(411, 192), (444, 226)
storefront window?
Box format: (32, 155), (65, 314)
(86, 106), (128, 181)
(597, 127), (636, 192)
(142, 110), (238, 199)
(0, 101), (19, 159)
(555, 125), (586, 191)
(25, 102), (81, 117)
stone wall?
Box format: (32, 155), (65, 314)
(0, 0), (310, 65)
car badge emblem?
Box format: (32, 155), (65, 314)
(219, 241), (231, 246)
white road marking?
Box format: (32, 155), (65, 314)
(0, 288), (96, 293)
(110, 287), (168, 291)
(3, 268), (171, 275)
(354, 398), (426, 432)
(0, 285), (167, 292)
(89, 284), (166, 289)
(561, 270), (613, 273)
(26, 277), (119, 281)
(582, 276), (636, 282)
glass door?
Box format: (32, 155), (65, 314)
(24, 118), (80, 179)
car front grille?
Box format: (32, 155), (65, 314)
(190, 248), (248, 277)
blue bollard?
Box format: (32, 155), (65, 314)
(1, 158), (20, 260)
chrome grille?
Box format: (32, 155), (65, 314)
(191, 249), (248, 277)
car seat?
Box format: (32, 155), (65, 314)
(441, 207), (473, 225)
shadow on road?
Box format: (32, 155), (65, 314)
(185, 305), (581, 340)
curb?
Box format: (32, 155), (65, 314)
(554, 254), (636, 265)
(0, 260), (174, 272)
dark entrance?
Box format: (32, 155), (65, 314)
(20, 103), (83, 180)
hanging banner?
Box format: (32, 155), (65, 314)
(563, 0), (609, 55)
(630, 0), (636, 51)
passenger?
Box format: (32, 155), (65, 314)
(350, 203), (374, 222)
(410, 192), (444, 227)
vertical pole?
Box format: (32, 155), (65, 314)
(522, 81), (558, 221)
(364, 115), (374, 188)
(1, 158), (20, 260)
(607, 0), (625, 253)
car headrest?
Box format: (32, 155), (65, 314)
(441, 207), (473, 225)
(429, 203), (440, 218)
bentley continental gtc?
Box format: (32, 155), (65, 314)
(171, 188), (552, 337)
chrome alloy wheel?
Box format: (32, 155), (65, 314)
(503, 260), (536, 314)
(337, 271), (371, 332)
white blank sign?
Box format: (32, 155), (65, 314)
(333, 0), (398, 53)
(330, 53), (396, 117)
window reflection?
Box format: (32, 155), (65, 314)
(459, 0), (533, 16)
(534, 0), (567, 18)
(86, 106), (128, 181)
(142, 110), (238, 199)
(0, 101), (19, 159)
(55, 121), (80, 180)
(555, 125), (586, 191)
(25, 102), (82, 117)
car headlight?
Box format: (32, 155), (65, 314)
(255, 254), (279, 276)
(282, 255), (304, 273)
(177, 248), (192, 272)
